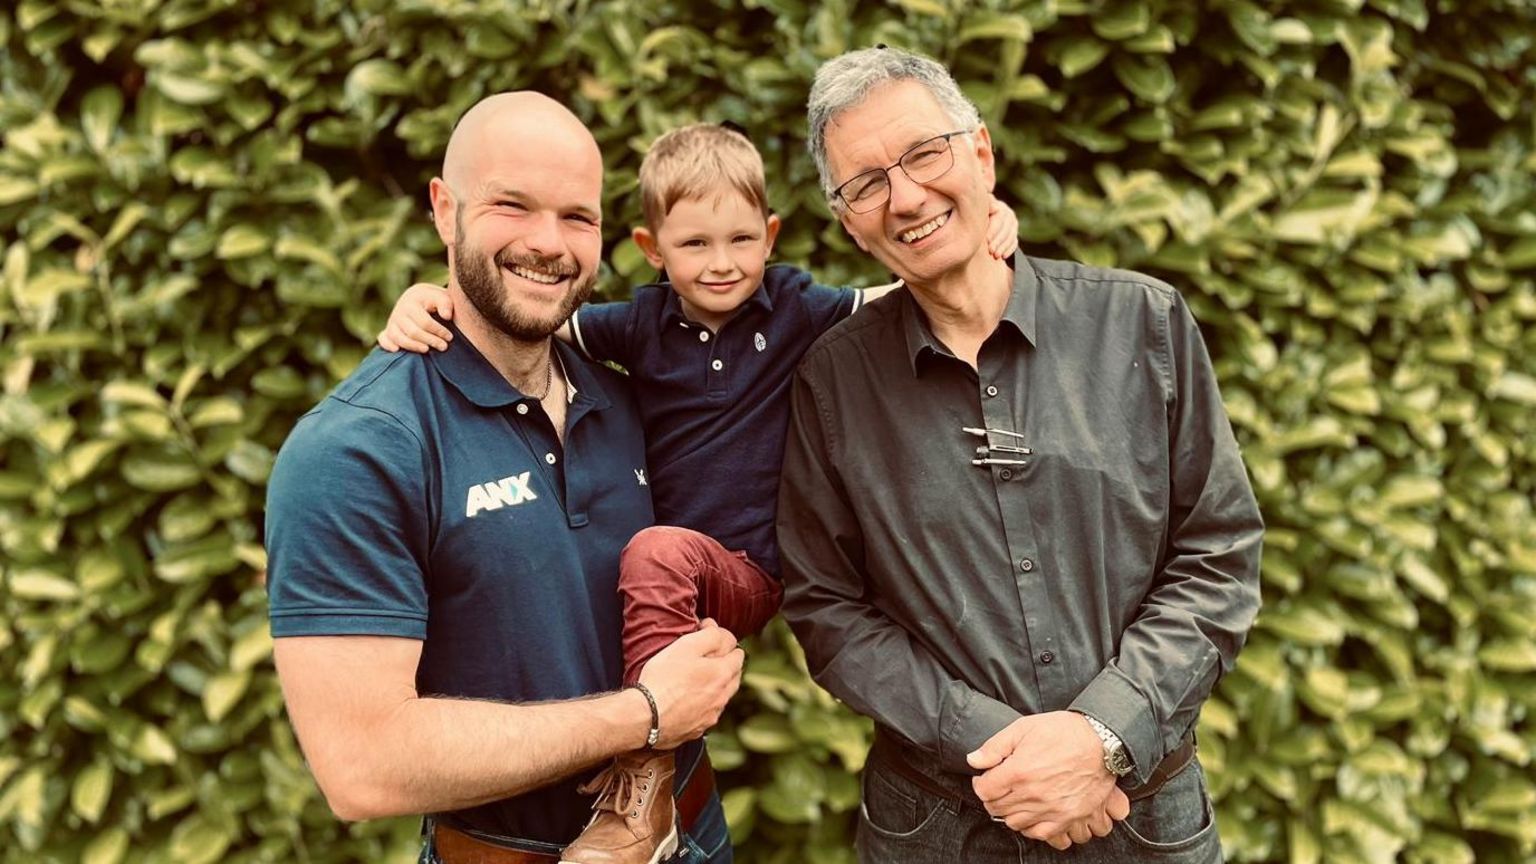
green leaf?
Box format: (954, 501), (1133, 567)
(345, 59), (412, 100)
(1479, 640), (1536, 672)
(132, 725), (178, 765)
(81, 828), (129, 864)
(9, 568), (80, 601)
(957, 14), (1033, 44)
(202, 670), (251, 722)
(0, 175), (40, 206)
(121, 449), (202, 492)
(167, 815), (233, 864)
(216, 224), (271, 259)
(71, 758), (113, 823)
(737, 714), (798, 754)
(152, 71), (225, 105)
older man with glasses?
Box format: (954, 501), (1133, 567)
(776, 47), (1264, 863)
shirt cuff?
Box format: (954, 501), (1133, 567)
(1069, 666), (1160, 786)
(938, 685), (1023, 774)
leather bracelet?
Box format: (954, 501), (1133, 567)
(629, 682), (660, 748)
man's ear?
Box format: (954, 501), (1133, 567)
(973, 124), (997, 193)
(837, 209), (869, 253)
(764, 213), (782, 257)
(429, 178), (457, 247)
(632, 226), (666, 269)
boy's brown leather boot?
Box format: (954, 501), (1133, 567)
(559, 750), (677, 864)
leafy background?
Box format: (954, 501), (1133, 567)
(1, 1), (1533, 862)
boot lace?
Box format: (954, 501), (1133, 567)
(578, 758), (652, 817)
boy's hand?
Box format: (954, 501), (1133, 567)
(986, 198), (1020, 260)
(378, 283), (455, 353)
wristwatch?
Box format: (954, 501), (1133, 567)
(1081, 714), (1134, 778)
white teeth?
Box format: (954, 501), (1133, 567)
(900, 212), (950, 243)
(509, 265), (563, 284)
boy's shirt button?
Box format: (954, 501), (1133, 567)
(711, 360), (724, 371)
(516, 403), (530, 415)
(545, 452), (558, 465)
(699, 331), (710, 342)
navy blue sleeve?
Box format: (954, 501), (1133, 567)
(568, 301), (636, 366)
(798, 281), (860, 336)
(265, 401), (432, 639)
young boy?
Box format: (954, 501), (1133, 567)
(380, 123), (1017, 864)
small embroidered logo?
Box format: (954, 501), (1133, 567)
(635, 469), (648, 486)
(754, 332), (767, 352)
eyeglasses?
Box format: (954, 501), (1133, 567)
(831, 131), (970, 214)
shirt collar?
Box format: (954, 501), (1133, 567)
(429, 322), (604, 411)
(902, 251), (1039, 375)
(658, 277), (775, 329)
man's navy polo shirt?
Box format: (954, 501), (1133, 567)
(265, 326), (653, 843)
(567, 264), (858, 576)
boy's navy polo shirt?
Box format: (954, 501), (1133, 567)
(265, 327), (654, 844)
(567, 264), (859, 576)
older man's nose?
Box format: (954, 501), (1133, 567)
(886, 168), (925, 215)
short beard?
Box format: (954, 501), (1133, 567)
(452, 209), (594, 342)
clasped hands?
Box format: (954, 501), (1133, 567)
(966, 711), (1132, 851)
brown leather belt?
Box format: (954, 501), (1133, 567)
(432, 753), (715, 864)
(1125, 734), (1197, 802)
(873, 730), (1197, 811)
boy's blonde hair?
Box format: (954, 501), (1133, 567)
(639, 124), (771, 230)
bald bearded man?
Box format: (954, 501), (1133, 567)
(265, 92), (744, 863)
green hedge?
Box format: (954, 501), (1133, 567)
(2, 1), (1533, 862)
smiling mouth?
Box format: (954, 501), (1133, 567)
(899, 211), (950, 244)
(505, 263), (569, 285)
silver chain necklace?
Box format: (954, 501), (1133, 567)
(525, 356), (554, 401)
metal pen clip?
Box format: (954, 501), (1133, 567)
(963, 426), (1032, 467)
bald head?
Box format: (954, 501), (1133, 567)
(442, 91), (601, 194)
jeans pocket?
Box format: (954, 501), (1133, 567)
(858, 766), (950, 840)
(1119, 761), (1221, 860)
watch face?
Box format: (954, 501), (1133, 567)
(1107, 748), (1132, 776)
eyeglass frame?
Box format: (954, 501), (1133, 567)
(829, 130), (973, 214)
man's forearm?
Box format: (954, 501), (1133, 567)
(305, 687), (649, 820)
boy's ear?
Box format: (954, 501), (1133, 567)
(764, 213), (782, 257)
(632, 226), (666, 269)
(428, 178), (457, 247)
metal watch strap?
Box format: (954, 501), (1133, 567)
(630, 682), (660, 748)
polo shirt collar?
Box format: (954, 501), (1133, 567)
(657, 278), (775, 330)
(429, 322), (607, 411)
(902, 250), (1038, 375)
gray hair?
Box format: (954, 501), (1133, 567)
(806, 47), (982, 204)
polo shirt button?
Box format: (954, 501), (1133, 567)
(699, 331), (710, 343)
(711, 359), (723, 371)
(516, 403), (529, 415)
(985, 385), (999, 398)
(999, 469), (1013, 481)
(1019, 557), (1034, 572)
(545, 453), (557, 465)
(1040, 651), (1055, 664)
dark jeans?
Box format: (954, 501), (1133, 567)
(857, 747), (1222, 863)
(619, 526), (783, 685)
(418, 790), (732, 863)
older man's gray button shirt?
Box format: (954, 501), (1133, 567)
(777, 253), (1264, 784)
